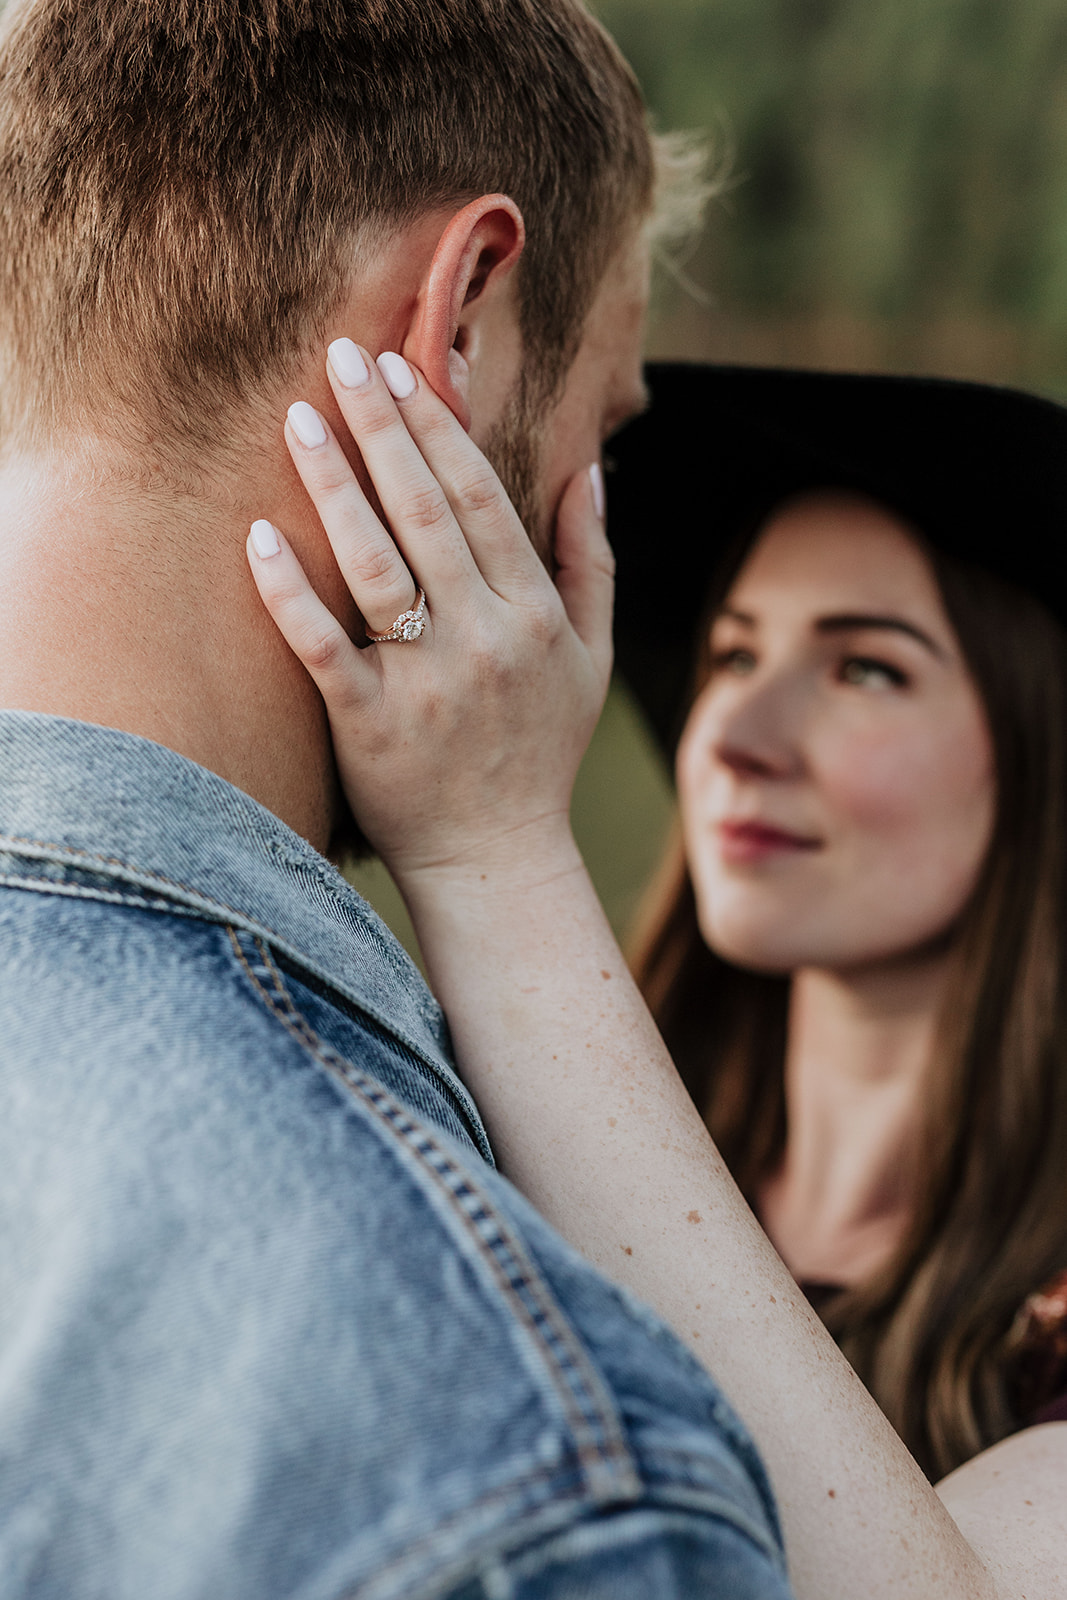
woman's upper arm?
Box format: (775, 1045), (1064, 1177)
(936, 1422), (1067, 1597)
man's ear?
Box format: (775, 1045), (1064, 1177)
(403, 195), (525, 430)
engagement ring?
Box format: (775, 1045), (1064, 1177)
(367, 588), (427, 643)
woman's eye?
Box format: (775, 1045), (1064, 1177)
(839, 656), (907, 689)
(711, 647), (757, 677)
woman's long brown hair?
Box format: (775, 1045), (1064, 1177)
(630, 536), (1067, 1480)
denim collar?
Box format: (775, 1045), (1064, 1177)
(0, 710), (488, 1151)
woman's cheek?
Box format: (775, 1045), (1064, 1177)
(821, 718), (995, 915)
(818, 712), (976, 831)
(816, 724), (925, 833)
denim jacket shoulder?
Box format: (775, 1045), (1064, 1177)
(0, 713), (790, 1600)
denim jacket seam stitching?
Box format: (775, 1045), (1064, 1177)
(575, 1486), (786, 1566)
(239, 931), (321, 1051)
(230, 929), (487, 1153)
(453, 1506), (787, 1598)
(332, 1461), (602, 1600)
(0, 833), (326, 931)
(228, 929), (641, 1503)
(0, 872), (221, 921)
(0, 836), (489, 1155)
(335, 1477), (783, 1600)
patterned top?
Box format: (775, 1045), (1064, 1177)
(1005, 1268), (1067, 1425)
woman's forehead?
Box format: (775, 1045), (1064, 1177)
(724, 490), (948, 625)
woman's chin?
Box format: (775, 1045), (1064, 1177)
(699, 912), (958, 980)
(697, 913), (804, 976)
(696, 901), (872, 976)
(694, 882), (821, 973)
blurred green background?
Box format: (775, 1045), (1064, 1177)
(604, 0), (1067, 394)
(351, 0), (1067, 958)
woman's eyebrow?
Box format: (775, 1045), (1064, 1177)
(816, 614), (946, 659)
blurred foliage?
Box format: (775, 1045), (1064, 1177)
(594, 0), (1067, 390)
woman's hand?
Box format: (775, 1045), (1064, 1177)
(246, 338), (612, 888)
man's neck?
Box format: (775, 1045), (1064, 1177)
(0, 444), (342, 851)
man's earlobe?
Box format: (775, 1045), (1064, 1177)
(404, 195), (525, 430)
(445, 342), (472, 417)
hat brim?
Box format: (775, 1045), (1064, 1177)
(606, 362), (1067, 757)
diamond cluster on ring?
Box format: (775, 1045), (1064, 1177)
(396, 609), (425, 641)
(368, 587), (428, 643)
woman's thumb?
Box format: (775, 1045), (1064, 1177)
(553, 463), (616, 676)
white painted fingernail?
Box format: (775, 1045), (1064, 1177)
(250, 519), (281, 559)
(287, 401), (327, 448)
(328, 338), (370, 389)
(377, 352), (416, 400)
(590, 462), (605, 521)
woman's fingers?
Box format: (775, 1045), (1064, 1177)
(283, 398), (420, 640)
(327, 344), (543, 602)
(246, 519), (371, 709)
(323, 342), (482, 604)
(249, 342), (614, 885)
(276, 338), (602, 675)
(553, 463), (616, 687)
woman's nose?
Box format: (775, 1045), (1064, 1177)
(715, 736), (786, 780)
(701, 674), (806, 781)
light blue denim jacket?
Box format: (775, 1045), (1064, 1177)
(0, 711), (792, 1600)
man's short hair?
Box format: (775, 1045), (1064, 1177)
(0, 0), (654, 460)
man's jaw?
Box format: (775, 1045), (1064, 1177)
(481, 383), (552, 566)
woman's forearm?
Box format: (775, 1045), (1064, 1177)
(400, 832), (999, 1600)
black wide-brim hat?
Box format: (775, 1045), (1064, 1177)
(606, 362), (1067, 756)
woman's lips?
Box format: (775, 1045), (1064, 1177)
(717, 820), (823, 864)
